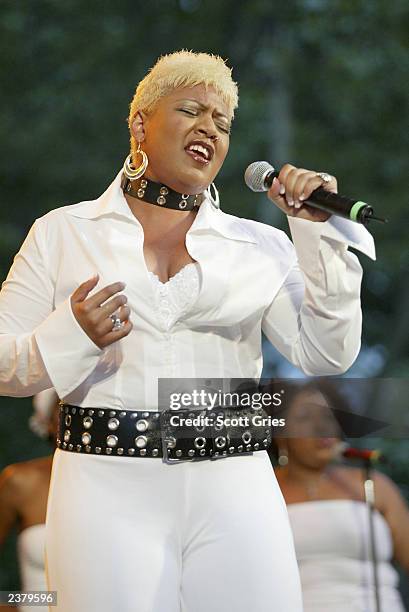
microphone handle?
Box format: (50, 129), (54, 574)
(304, 188), (373, 224)
(265, 170), (375, 225)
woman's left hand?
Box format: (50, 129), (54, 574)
(267, 163), (338, 222)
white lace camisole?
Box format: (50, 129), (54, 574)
(147, 262), (201, 331)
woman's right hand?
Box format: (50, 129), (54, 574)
(70, 275), (133, 349)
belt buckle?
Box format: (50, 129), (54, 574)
(161, 437), (195, 464)
(160, 409), (196, 465)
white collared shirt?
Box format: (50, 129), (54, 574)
(0, 170), (375, 408)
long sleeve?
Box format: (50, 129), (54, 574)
(0, 217), (102, 398)
(261, 215), (376, 376)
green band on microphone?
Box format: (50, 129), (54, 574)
(350, 201), (367, 222)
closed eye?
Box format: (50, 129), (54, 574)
(179, 109), (197, 116)
(179, 108), (230, 134)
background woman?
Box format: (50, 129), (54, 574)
(0, 390), (58, 612)
(0, 50), (374, 611)
(272, 381), (409, 611)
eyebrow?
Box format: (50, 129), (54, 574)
(176, 98), (231, 122)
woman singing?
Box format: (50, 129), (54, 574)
(272, 382), (409, 611)
(0, 50), (374, 611)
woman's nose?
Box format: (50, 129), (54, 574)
(196, 127), (219, 142)
(195, 117), (218, 141)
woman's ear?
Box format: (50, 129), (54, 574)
(131, 111), (147, 141)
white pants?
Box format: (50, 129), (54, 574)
(45, 448), (303, 612)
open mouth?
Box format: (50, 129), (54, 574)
(185, 141), (213, 165)
(316, 438), (336, 448)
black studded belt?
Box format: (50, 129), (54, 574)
(57, 404), (272, 464)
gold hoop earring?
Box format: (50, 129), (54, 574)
(123, 142), (148, 180)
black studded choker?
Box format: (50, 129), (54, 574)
(121, 174), (203, 211)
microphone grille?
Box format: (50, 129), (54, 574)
(244, 161), (274, 192)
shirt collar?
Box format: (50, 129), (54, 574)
(65, 169), (258, 244)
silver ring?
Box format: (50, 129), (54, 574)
(316, 172), (332, 183)
(109, 314), (122, 332)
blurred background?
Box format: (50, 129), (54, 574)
(0, 0), (408, 605)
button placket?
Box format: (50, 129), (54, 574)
(147, 264), (201, 376)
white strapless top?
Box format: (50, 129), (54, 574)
(147, 262), (201, 331)
(16, 524), (48, 612)
(287, 499), (405, 612)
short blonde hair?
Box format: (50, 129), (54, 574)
(128, 50), (239, 162)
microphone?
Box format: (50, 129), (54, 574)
(333, 441), (386, 463)
(244, 161), (387, 225)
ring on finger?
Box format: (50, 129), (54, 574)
(316, 172), (332, 183)
(109, 313), (123, 332)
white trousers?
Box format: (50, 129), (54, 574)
(45, 448), (303, 612)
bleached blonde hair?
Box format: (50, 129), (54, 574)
(128, 50), (239, 163)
